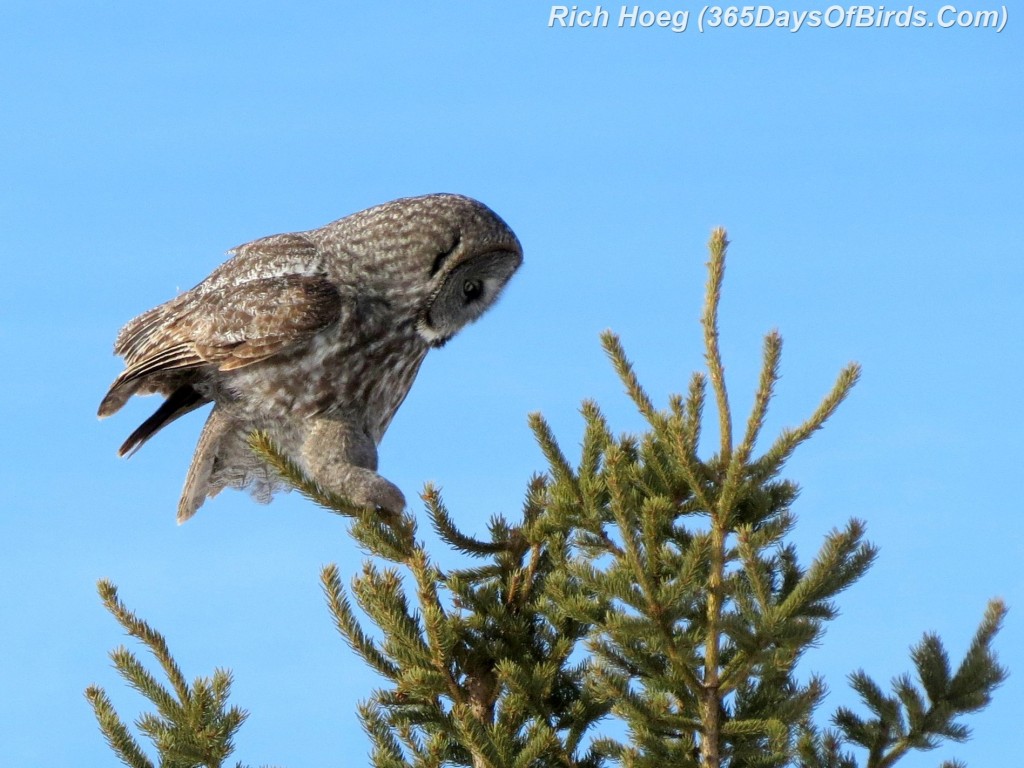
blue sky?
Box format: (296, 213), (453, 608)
(1, 2), (1020, 765)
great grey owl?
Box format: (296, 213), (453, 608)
(99, 194), (523, 523)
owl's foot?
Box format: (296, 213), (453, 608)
(299, 419), (405, 515)
(317, 465), (406, 515)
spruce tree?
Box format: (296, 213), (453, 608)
(89, 229), (1006, 768)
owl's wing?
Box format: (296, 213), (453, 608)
(99, 273), (343, 417)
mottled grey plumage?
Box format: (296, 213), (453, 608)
(99, 194), (522, 523)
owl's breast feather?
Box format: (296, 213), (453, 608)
(217, 327), (428, 443)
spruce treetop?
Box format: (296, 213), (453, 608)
(89, 229), (1006, 768)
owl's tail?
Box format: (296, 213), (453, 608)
(178, 407), (231, 524)
(117, 385), (209, 457)
(177, 408), (286, 524)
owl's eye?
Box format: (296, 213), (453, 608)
(462, 279), (484, 303)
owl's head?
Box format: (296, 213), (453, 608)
(400, 194), (523, 348)
(325, 193), (522, 347)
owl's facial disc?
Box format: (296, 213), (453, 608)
(417, 249), (521, 347)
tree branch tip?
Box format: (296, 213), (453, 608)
(847, 517), (868, 533)
(985, 598), (1008, 620)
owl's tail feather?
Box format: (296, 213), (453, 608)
(98, 379), (140, 418)
(178, 407), (232, 524)
(177, 409), (288, 524)
(118, 385), (208, 458)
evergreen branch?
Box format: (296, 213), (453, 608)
(359, 700), (411, 768)
(601, 330), (658, 424)
(353, 513), (419, 563)
(108, 646), (184, 723)
(795, 724), (858, 768)
(832, 600), (1007, 768)
(602, 454), (700, 698)
(639, 495), (672, 579)
(506, 540), (542, 608)
(735, 330), (782, 468)
(849, 670), (903, 729)
(734, 526), (773, 616)
(680, 371), (706, 459)
(702, 227), (733, 462)
(98, 580), (190, 704)
(772, 520), (877, 626)
(528, 412), (578, 491)
(910, 633), (951, 705)
(445, 565), (505, 588)
(751, 363), (861, 483)
(451, 703), (505, 768)
(721, 521), (875, 696)
(512, 722), (558, 768)
(720, 717), (784, 738)
(892, 675), (929, 743)
(588, 737), (624, 763)
(519, 474), (550, 535)
(89, 582), (249, 768)
(947, 598), (1008, 710)
(596, 665), (701, 735)
(669, 372), (717, 516)
(425, 484), (506, 557)
(394, 724), (429, 768)
(84, 685), (155, 768)
(604, 449), (654, 602)
(409, 548), (465, 706)
(352, 564), (435, 671)
(321, 564), (401, 680)
(715, 459), (745, 532)
(721, 715), (789, 761)
(638, 433), (677, 507)
(736, 506), (795, 553)
(716, 332), (783, 526)
(578, 399), (611, 481)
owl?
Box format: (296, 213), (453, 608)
(99, 194), (523, 523)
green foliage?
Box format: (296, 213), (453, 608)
(828, 598), (1007, 768)
(85, 580), (250, 768)
(526, 229), (874, 768)
(91, 228), (1007, 768)
(318, 479), (610, 768)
